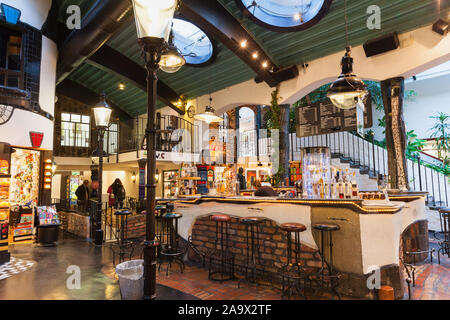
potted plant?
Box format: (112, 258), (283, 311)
(429, 112), (450, 165)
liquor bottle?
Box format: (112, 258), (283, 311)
(345, 173), (352, 199)
(330, 181), (335, 199)
(352, 172), (358, 198)
(338, 175), (344, 199)
(324, 182), (330, 199)
(319, 177), (324, 199)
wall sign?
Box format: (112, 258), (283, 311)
(295, 97), (373, 138)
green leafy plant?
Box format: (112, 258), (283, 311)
(406, 130), (426, 158)
(429, 112), (450, 165)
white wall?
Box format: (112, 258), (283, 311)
(101, 171), (138, 199)
(193, 25), (450, 118)
(0, 1), (56, 150)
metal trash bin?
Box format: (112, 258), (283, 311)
(115, 259), (144, 300)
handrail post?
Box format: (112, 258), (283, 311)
(417, 156), (422, 191)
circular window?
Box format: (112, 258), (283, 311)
(172, 18), (215, 66)
(236, 0), (332, 32)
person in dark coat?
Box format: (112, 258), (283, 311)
(237, 167), (246, 191)
(109, 178), (126, 209)
(75, 180), (90, 212)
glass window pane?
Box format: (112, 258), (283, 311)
(61, 113), (70, 121)
(71, 114), (81, 122)
(82, 115), (90, 124)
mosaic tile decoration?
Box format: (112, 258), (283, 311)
(0, 257), (34, 280)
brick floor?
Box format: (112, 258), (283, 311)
(106, 235), (450, 300)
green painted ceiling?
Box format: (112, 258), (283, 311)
(59, 0), (446, 117)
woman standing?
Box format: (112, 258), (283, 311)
(108, 178), (126, 209)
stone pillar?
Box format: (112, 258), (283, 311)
(380, 77), (409, 190)
(279, 104), (291, 184)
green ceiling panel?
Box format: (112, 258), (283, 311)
(68, 63), (164, 117)
(62, 0), (447, 117)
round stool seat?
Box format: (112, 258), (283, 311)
(280, 222), (306, 233)
(161, 212), (182, 219)
(211, 214), (231, 222)
(114, 209), (132, 216)
(438, 208), (450, 214)
(241, 216), (264, 225)
(313, 223), (340, 232)
(156, 205), (166, 210)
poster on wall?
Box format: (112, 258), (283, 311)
(9, 148), (40, 206)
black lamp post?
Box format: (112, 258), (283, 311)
(131, 0), (184, 300)
(92, 93), (112, 246)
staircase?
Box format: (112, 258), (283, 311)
(287, 131), (449, 209)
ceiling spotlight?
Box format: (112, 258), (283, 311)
(118, 82), (126, 90)
(262, 61), (268, 68)
(252, 52), (258, 59)
(240, 40), (248, 48)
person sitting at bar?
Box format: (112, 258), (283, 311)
(237, 167), (246, 190)
(254, 185), (278, 197)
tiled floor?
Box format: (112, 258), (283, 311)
(0, 231), (447, 300)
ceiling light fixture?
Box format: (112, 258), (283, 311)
(160, 32), (186, 73)
(327, 0), (367, 109)
(240, 40), (248, 47)
(194, 96), (223, 124)
(118, 81), (126, 90)
(262, 61), (268, 68)
(252, 52), (258, 59)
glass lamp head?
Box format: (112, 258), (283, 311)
(93, 94), (112, 128)
(131, 0), (178, 41)
(160, 43), (186, 73)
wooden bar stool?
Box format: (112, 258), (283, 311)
(279, 222), (308, 299)
(207, 213), (235, 282)
(238, 216), (265, 288)
(311, 222), (342, 299)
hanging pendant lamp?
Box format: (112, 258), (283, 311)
(194, 96), (223, 124)
(327, 0), (367, 109)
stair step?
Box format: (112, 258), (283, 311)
(368, 171), (379, 179)
(340, 156), (351, 163)
(331, 153), (342, 159)
(349, 161), (361, 169)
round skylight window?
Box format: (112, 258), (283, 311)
(172, 18), (215, 66)
(237, 0), (332, 32)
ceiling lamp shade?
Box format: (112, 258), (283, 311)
(93, 93), (112, 128)
(194, 98), (223, 124)
(327, 46), (368, 109)
(131, 0), (178, 41)
(160, 37), (186, 73)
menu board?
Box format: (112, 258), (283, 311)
(296, 98), (372, 137)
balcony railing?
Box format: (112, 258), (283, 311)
(121, 114), (200, 154)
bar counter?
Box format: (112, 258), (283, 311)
(172, 192), (428, 299)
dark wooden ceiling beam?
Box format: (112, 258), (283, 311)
(56, 79), (133, 120)
(56, 0), (133, 84)
(180, 0), (279, 87)
(86, 45), (184, 114)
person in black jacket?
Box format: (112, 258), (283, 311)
(110, 179), (126, 209)
(75, 180), (90, 212)
(237, 167), (246, 191)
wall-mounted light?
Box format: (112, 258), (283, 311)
(240, 40), (247, 48)
(155, 169), (160, 183)
(131, 172), (136, 183)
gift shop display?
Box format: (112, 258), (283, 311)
(11, 205), (34, 242)
(36, 205), (61, 246)
(10, 148), (40, 207)
(0, 142), (11, 264)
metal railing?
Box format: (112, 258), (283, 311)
(121, 114), (200, 154)
(286, 131), (449, 207)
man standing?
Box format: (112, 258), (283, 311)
(75, 180), (90, 212)
(237, 167), (247, 191)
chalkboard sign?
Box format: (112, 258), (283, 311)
(296, 98), (372, 137)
